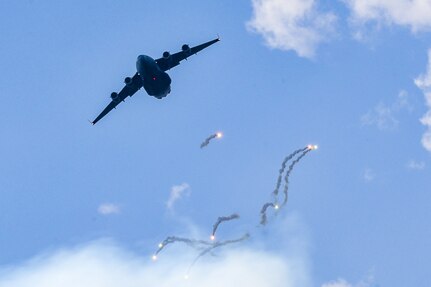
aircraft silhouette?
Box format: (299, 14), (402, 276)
(92, 37), (220, 125)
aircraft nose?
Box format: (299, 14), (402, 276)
(136, 55), (152, 68)
(136, 55), (156, 76)
(137, 55), (145, 64)
(136, 55), (147, 73)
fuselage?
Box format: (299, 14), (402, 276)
(136, 55), (171, 99)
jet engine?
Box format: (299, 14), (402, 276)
(111, 92), (119, 100)
(182, 44), (191, 55)
(163, 51), (171, 59)
(124, 77), (133, 86)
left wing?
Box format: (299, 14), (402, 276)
(92, 73), (143, 125)
(155, 37), (220, 71)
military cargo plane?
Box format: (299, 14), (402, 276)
(92, 37), (220, 125)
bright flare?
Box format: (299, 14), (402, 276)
(307, 144), (318, 150)
(152, 255), (157, 261)
(158, 243), (163, 248)
(274, 204), (279, 210)
(210, 235), (215, 241)
(216, 132), (223, 138)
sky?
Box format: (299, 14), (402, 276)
(0, 0), (430, 286)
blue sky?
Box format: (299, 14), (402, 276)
(1, 1), (430, 286)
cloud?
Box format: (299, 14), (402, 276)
(321, 277), (375, 287)
(97, 203), (120, 215)
(322, 278), (354, 287)
(361, 103), (399, 130)
(0, 242), (308, 287)
(0, 216), (314, 287)
(0, 214), (373, 287)
(407, 160), (426, 170)
(363, 168), (375, 182)
(246, 0), (337, 58)
(344, 0), (431, 33)
(166, 183), (191, 211)
(414, 49), (431, 152)
(361, 90), (412, 130)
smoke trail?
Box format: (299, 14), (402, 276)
(154, 213), (241, 259)
(200, 132), (223, 148)
(186, 233), (250, 275)
(272, 148), (307, 198)
(211, 213), (240, 239)
(152, 144), (317, 273)
(281, 147), (312, 206)
(200, 134), (216, 148)
(259, 202), (279, 225)
(153, 236), (212, 259)
(260, 145), (317, 225)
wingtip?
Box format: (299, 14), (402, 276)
(216, 34), (221, 41)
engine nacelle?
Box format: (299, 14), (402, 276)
(124, 77), (133, 85)
(163, 51), (171, 59)
(182, 44), (191, 55)
(111, 92), (119, 100)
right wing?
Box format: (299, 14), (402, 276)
(155, 37), (220, 71)
(92, 73), (143, 125)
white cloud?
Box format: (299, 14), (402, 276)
(0, 216), (314, 287)
(0, 242), (310, 287)
(344, 0), (431, 33)
(361, 90), (412, 130)
(322, 278), (354, 287)
(407, 160), (426, 170)
(321, 277), (375, 287)
(361, 103), (399, 130)
(415, 49), (431, 152)
(97, 203), (120, 215)
(363, 168), (375, 182)
(0, 214), (374, 287)
(166, 183), (191, 211)
(247, 0), (337, 58)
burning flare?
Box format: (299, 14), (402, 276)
(200, 131), (223, 148)
(307, 144), (318, 150)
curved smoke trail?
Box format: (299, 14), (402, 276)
(272, 148), (307, 198)
(153, 236), (212, 259)
(200, 132), (223, 149)
(153, 144), (317, 275)
(186, 233), (250, 275)
(259, 202), (278, 225)
(281, 147), (313, 206)
(154, 213), (241, 260)
(211, 214), (240, 239)
(260, 145), (316, 225)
